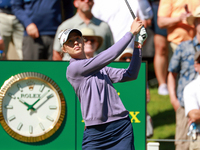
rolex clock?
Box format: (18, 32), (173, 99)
(0, 72), (65, 143)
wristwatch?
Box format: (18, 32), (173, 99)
(0, 72), (65, 142)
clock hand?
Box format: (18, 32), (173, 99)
(35, 93), (54, 110)
(27, 90), (50, 110)
(18, 98), (35, 111)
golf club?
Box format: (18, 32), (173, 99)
(124, 0), (147, 40)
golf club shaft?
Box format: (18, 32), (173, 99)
(124, 0), (136, 19)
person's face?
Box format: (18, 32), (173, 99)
(74, 0), (94, 13)
(83, 36), (99, 58)
(62, 32), (85, 59)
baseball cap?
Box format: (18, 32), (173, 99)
(115, 48), (133, 61)
(81, 27), (103, 50)
(58, 29), (82, 47)
(194, 51), (200, 62)
(187, 6), (200, 25)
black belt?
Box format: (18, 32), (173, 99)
(0, 9), (12, 14)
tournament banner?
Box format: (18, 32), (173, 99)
(0, 61), (146, 150)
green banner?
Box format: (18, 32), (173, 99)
(0, 61), (146, 150)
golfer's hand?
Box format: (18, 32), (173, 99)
(130, 17), (143, 35)
(26, 23), (39, 39)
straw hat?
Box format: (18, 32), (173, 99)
(115, 48), (133, 61)
(187, 6), (200, 25)
(81, 28), (103, 50)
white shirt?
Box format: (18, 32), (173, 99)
(184, 75), (200, 116)
(184, 75), (200, 131)
(92, 0), (153, 48)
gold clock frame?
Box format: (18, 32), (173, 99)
(0, 72), (66, 143)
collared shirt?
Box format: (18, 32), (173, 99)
(67, 32), (141, 126)
(53, 13), (114, 61)
(168, 36), (200, 107)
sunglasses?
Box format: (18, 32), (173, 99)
(121, 56), (132, 60)
(84, 38), (97, 43)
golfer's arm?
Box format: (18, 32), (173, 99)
(122, 48), (142, 81)
(81, 32), (134, 75)
(107, 48), (142, 83)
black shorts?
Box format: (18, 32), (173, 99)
(151, 1), (167, 37)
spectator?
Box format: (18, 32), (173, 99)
(53, 0), (114, 61)
(167, 5), (200, 150)
(11, 0), (64, 60)
(0, 0), (24, 60)
(184, 52), (200, 150)
(157, 0), (200, 56)
(92, 0), (153, 50)
(150, 0), (168, 95)
(81, 27), (103, 59)
(183, 8), (200, 150)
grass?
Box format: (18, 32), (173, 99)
(147, 87), (176, 150)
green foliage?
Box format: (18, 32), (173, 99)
(147, 88), (176, 150)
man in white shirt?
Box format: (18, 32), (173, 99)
(92, 0), (153, 49)
(184, 50), (200, 150)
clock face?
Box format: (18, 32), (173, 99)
(0, 72), (65, 142)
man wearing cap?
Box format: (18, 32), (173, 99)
(53, 0), (114, 61)
(184, 50), (200, 150)
(168, 6), (200, 150)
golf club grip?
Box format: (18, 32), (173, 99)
(124, 0), (136, 19)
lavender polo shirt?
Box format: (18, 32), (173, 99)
(67, 32), (142, 126)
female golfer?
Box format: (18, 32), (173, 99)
(58, 17), (147, 150)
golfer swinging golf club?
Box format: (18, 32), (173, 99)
(58, 17), (147, 150)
